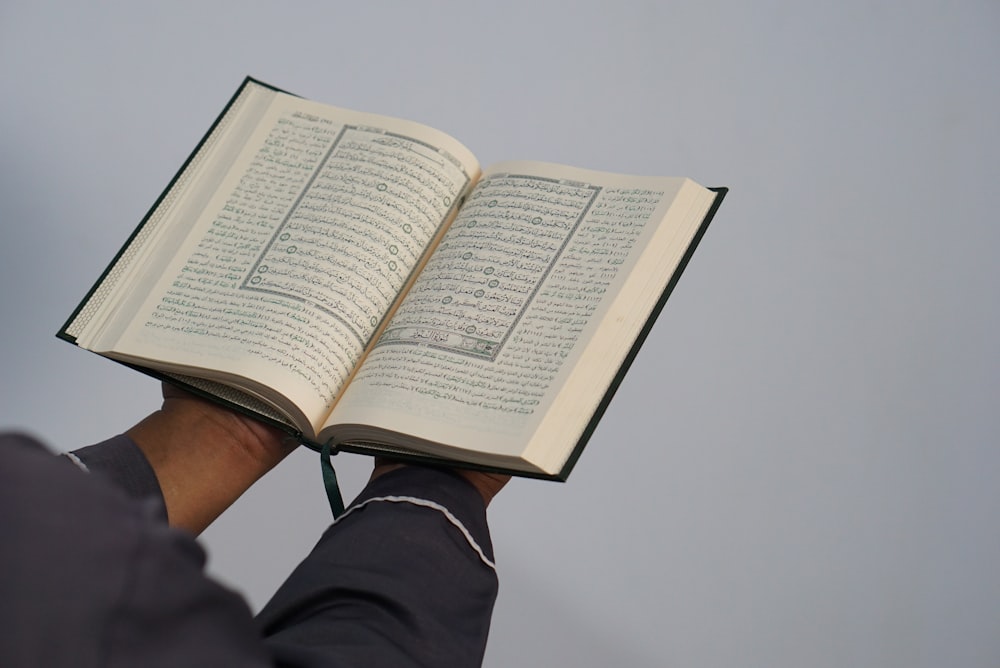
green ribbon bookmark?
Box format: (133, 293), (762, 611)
(320, 441), (345, 519)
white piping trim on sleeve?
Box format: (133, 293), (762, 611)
(336, 495), (496, 571)
(62, 452), (90, 473)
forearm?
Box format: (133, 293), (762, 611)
(68, 427), (267, 533)
(68, 382), (296, 535)
(124, 391), (296, 535)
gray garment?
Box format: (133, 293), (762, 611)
(0, 433), (497, 667)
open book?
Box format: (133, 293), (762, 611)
(59, 77), (726, 480)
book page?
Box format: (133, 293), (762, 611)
(79, 90), (479, 435)
(325, 162), (713, 470)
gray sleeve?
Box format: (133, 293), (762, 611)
(0, 432), (273, 668)
(68, 434), (167, 521)
(257, 466), (499, 668)
(2, 433), (499, 667)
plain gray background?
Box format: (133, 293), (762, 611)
(2, 2), (998, 666)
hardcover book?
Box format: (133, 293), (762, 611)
(60, 77), (727, 480)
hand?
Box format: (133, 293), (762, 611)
(371, 458), (510, 507)
(127, 383), (298, 534)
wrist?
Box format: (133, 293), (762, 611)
(371, 458), (509, 507)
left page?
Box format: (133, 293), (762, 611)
(67, 80), (480, 437)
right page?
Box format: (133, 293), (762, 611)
(324, 162), (721, 476)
